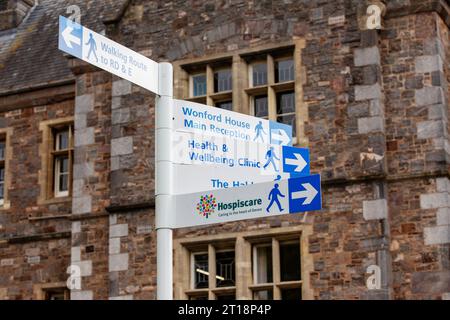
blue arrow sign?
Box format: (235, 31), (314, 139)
(58, 16), (83, 59)
(269, 121), (292, 146)
(282, 146), (310, 177)
(288, 174), (322, 214)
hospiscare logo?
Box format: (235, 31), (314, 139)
(197, 194), (262, 219)
(197, 194), (217, 218)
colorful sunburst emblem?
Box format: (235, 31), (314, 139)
(196, 194), (217, 219)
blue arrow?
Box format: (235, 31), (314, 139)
(269, 121), (292, 146)
(288, 174), (322, 213)
(282, 146), (310, 177)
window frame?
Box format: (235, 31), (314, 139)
(213, 67), (233, 93)
(0, 128), (11, 209)
(38, 117), (74, 205)
(174, 225), (313, 300)
(250, 237), (302, 300)
(52, 127), (72, 198)
(186, 245), (237, 300)
(249, 61), (268, 88)
(0, 138), (5, 206)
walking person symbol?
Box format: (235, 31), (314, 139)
(263, 146), (280, 172)
(86, 33), (98, 62)
(266, 184), (285, 213)
(254, 121), (266, 143)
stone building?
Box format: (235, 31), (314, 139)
(0, 0), (449, 300)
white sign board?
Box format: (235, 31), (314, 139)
(58, 16), (159, 94)
(173, 174), (322, 229)
(173, 99), (293, 146)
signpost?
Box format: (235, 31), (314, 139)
(58, 15), (322, 301)
(172, 174), (322, 229)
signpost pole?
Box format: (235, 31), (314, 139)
(155, 62), (174, 300)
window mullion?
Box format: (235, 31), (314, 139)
(206, 65), (214, 106)
(272, 238), (281, 300)
(232, 55), (243, 113)
(208, 244), (216, 299)
(267, 55), (277, 121)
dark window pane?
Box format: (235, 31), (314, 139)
(1, 167), (5, 200)
(45, 290), (68, 300)
(216, 294), (235, 300)
(59, 174), (68, 192)
(254, 95), (268, 118)
(280, 241), (301, 282)
(193, 74), (207, 97)
(0, 142), (5, 160)
(277, 114), (296, 137)
(60, 157), (69, 173)
(276, 91), (295, 114)
(216, 101), (233, 111)
(281, 288), (302, 300)
(253, 290), (273, 300)
(214, 69), (232, 92)
(276, 59), (294, 83)
(56, 130), (69, 150)
(194, 253), (209, 289)
(254, 245), (273, 284)
(216, 251), (235, 287)
(252, 63), (267, 86)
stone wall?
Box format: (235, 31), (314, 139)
(0, 95), (73, 299)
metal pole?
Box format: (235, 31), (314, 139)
(155, 62), (174, 300)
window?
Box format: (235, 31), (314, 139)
(191, 74), (207, 97)
(253, 95), (269, 119)
(275, 59), (294, 83)
(251, 239), (302, 300)
(193, 253), (209, 289)
(44, 288), (70, 300)
(186, 244), (236, 300)
(215, 101), (233, 111)
(0, 138), (5, 206)
(276, 91), (296, 136)
(251, 63), (268, 87)
(174, 226), (312, 300)
(214, 69), (232, 93)
(176, 43), (303, 142)
(246, 53), (296, 136)
(51, 125), (73, 198)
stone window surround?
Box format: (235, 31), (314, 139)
(33, 282), (69, 300)
(0, 127), (12, 210)
(173, 39), (307, 147)
(174, 225), (313, 300)
(38, 117), (74, 205)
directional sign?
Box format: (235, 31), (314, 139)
(171, 130), (309, 173)
(172, 164), (290, 195)
(58, 16), (159, 94)
(172, 174), (321, 228)
(173, 99), (293, 146)
(171, 131), (310, 194)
